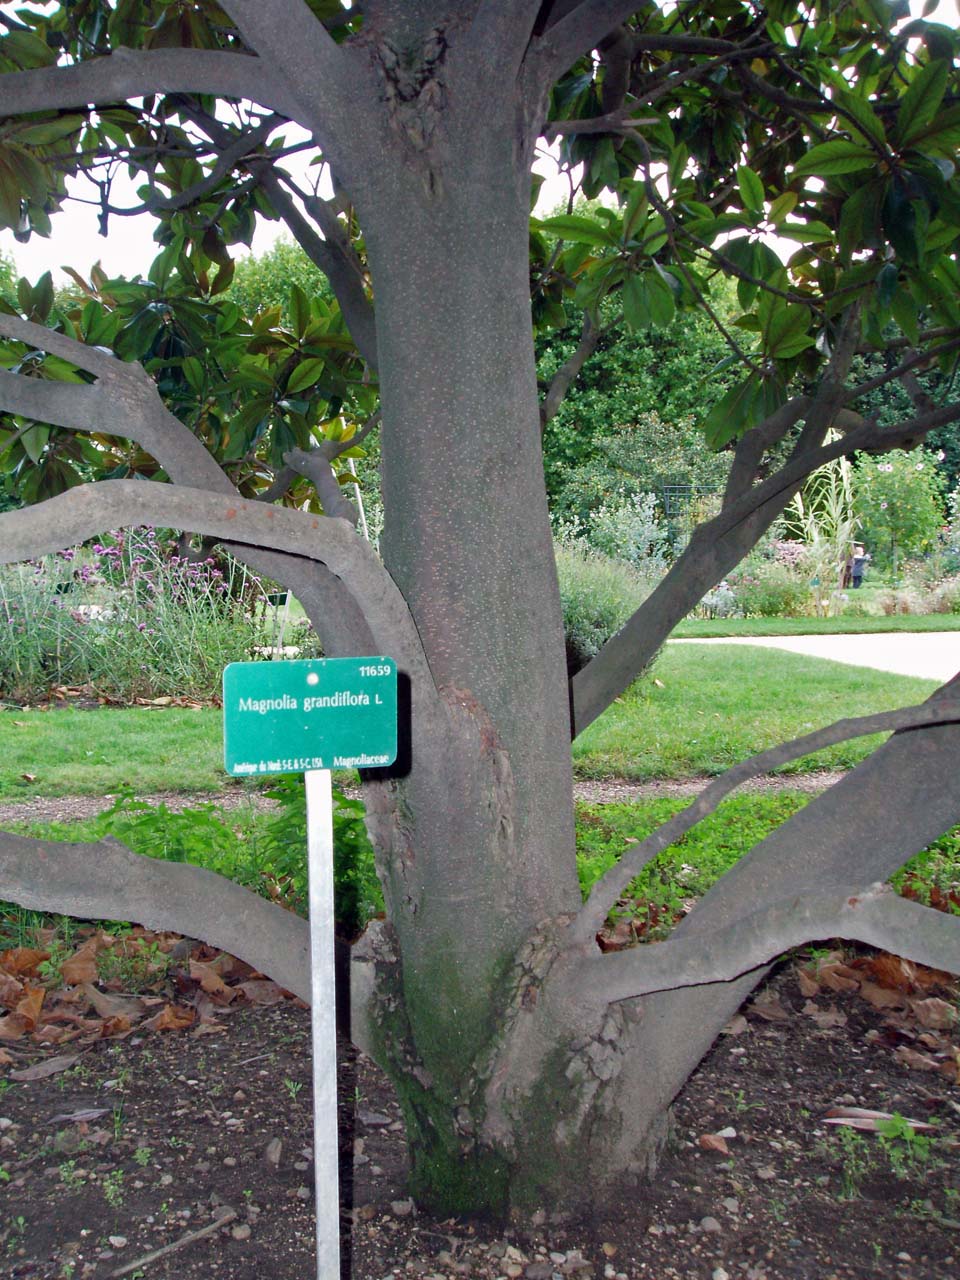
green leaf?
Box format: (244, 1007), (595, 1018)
(833, 89), (886, 149)
(890, 284), (919, 344)
(621, 274), (650, 331)
(736, 165), (765, 214)
(21, 424), (50, 464)
(286, 357), (326, 395)
(763, 301), (812, 359)
(897, 60), (949, 145)
(767, 191), (798, 226)
(289, 284), (311, 338)
(534, 214), (617, 248)
(792, 140), (877, 178)
(14, 115), (85, 146)
(701, 376), (762, 450)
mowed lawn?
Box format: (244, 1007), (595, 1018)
(571, 643), (937, 779)
(0, 643), (939, 797)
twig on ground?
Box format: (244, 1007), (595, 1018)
(108, 1206), (238, 1277)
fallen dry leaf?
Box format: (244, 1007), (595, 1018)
(0, 1013), (28, 1040)
(748, 994), (791, 1021)
(236, 979), (286, 1006)
(79, 983), (145, 1021)
(0, 968), (24, 1009)
(698, 1133), (730, 1154)
(803, 1001), (848, 1029)
(859, 980), (909, 1010)
(815, 962), (860, 993)
(10, 1052), (80, 1082)
(894, 1045), (942, 1072)
(143, 1003), (196, 1031)
(16, 985), (45, 1031)
(911, 997), (957, 1031)
(796, 968), (820, 998)
(721, 1014), (749, 1037)
(1, 948), (49, 979)
(823, 1106), (935, 1133)
(60, 951), (99, 986)
(189, 959), (237, 1002)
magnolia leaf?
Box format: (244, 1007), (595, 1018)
(897, 59), (950, 145)
(286, 357), (327, 395)
(535, 214), (617, 248)
(792, 139), (877, 178)
(736, 164), (765, 214)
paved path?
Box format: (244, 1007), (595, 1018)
(671, 631), (960, 682)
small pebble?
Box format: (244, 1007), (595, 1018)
(391, 1198), (414, 1217)
(231, 1224), (251, 1241)
(700, 1216), (722, 1233)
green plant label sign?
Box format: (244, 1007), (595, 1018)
(222, 657), (397, 776)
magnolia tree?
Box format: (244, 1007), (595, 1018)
(1, 0), (960, 1218)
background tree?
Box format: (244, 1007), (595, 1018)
(855, 447), (947, 574)
(0, 0), (959, 1223)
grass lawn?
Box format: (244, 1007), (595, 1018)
(571, 644), (937, 779)
(0, 644), (939, 797)
(673, 613), (960, 637)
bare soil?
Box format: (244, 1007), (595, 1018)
(2, 944), (959, 1280)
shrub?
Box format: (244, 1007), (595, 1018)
(588, 490), (670, 574)
(555, 541), (654, 675)
(725, 562), (811, 617)
(0, 530), (322, 703)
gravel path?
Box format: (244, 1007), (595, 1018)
(0, 771), (847, 827)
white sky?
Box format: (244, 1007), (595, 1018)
(0, 0), (956, 285)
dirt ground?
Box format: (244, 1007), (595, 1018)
(2, 940), (959, 1280)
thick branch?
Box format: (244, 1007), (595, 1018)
(0, 480), (428, 684)
(0, 830), (310, 999)
(722, 398), (809, 508)
(570, 392), (960, 736)
(219, 0), (372, 175)
(573, 884), (960, 1004)
(529, 1), (646, 84)
(573, 699), (960, 941)
(0, 48), (295, 119)
(0, 829), (378, 1055)
(283, 447), (358, 523)
(0, 316), (234, 494)
(540, 312), (601, 430)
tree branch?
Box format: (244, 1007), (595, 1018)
(218, 0), (372, 175)
(572, 883), (960, 1005)
(0, 480), (428, 683)
(0, 48), (296, 119)
(540, 312), (602, 430)
(0, 316), (234, 494)
(528, 1), (645, 85)
(572, 698), (960, 942)
(0, 828), (380, 1055)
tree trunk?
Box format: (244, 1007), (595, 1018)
(347, 101), (586, 1211)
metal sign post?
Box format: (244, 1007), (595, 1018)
(222, 657), (398, 1280)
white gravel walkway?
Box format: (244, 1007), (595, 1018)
(671, 630), (960, 682)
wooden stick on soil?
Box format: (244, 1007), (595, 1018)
(108, 1207), (237, 1277)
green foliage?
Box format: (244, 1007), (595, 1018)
(0, 530), (319, 703)
(855, 450), (947, 572)
(554, 540), (654, 675)
(575, 792), (808, 930)
(17, 780), (382, 937)
(539, 313), (734, 521)
(226, 236), (333, 321)
(724, 561), (812, 618)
